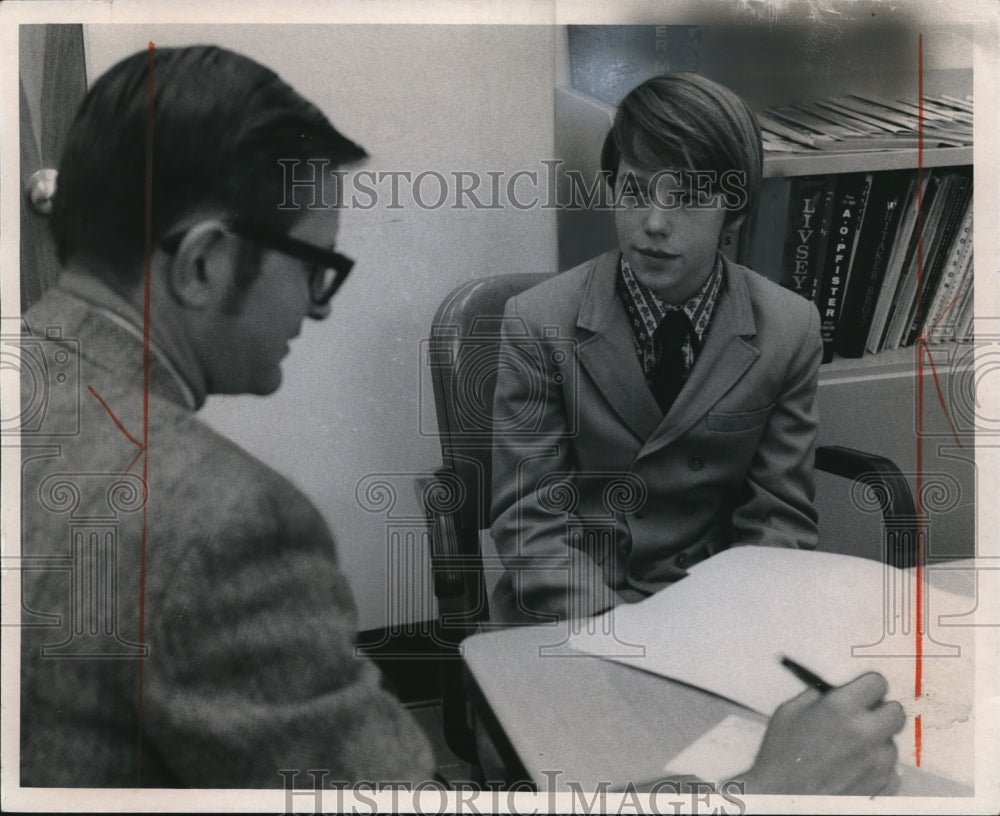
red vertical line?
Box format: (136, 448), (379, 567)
(914, 32), (925, 767)
(137, 40), (156, 785)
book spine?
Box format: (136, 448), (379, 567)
(809, 179), (838, 304)
(781, 176), (835, 302)
(903, 172), (973, 346)
(865, 177), (921, 353)
(836, 170), (912, 358)
(895, 175), (959, 346)
(945, 252), (975, 342)
(925, 201), (974, 343)
(881, 172), (945, 351)
(815, 173), (870, 363)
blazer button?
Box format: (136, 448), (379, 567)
(675, 552), (689, 568)
(688, 456), (704, 471)
(629, 567), (643, 581)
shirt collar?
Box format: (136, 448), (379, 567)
(57, 273), (202, 410)
(618, 252), (724, 345)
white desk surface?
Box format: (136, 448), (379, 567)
(462, 559), (978, 797)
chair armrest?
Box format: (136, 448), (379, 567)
(815, 445), (917, 518)
(421, 468), (490, 625)
(418, 470), (466, 600)
(432, 508), (466, 601)
(815, 444), (918, 567)
(418, 467), (485, 764)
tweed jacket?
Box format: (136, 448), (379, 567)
(19, 286), (433, 787)
(489, 251), (822, 624)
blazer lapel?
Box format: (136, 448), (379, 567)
(576, 252), (664, 443)
(642, 258), (760, 455)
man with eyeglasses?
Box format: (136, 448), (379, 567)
(19, 45), (434, 788)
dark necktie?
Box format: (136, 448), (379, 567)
(649, 310), (690, 414)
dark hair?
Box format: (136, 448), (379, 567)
(600, 73), (762, 222)
(51, 45), (367, 290)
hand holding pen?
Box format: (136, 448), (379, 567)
(732, 660), (906, 796)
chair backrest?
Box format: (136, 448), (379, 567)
(427, 273), (551, 539)
(424, 274), (551, 763)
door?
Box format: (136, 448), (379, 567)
(19, 24), (87, 311)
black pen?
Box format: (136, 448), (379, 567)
(780, 655), (834, 694)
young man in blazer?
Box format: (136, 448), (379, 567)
(491, 72), (822, 625)
(484, 69), (910, 798)
(483, 73), (910, 796)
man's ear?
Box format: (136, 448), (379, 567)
(720, 212), (746, 247)
(163, 221), (238, 309)
(725, 212), (746, 233)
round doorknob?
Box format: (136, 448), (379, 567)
(26, 168), (58, 215)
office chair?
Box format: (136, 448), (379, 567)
(422, 273), (919, 763)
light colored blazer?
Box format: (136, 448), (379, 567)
(19, 286), (433, 787)
(489, 251), (822, 624)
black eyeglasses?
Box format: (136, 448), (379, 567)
(160, 218), (354, 306)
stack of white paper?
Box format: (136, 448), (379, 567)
(568, 547), (974, 785)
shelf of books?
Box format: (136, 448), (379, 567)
(764, 146), (972, 179)
(746, 93), (974, 372)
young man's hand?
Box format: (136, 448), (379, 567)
(734, 672), (906, 795)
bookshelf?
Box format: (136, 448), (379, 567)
(763, 147), (972, 178)
(554, 21), (975, 560)
(818, 340), (971, 377)
(552, 85), (973, 180)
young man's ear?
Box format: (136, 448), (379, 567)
(720, 212), (746, 247)
(163, 221), (238, 309)
(725, 212), (746, 232)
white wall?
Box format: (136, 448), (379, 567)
(83, 24), (558, 630)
